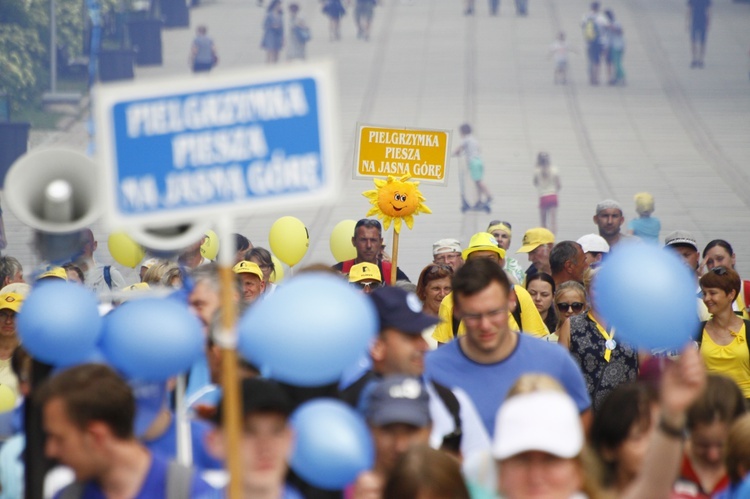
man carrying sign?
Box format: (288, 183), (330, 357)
(332, 219), (409, 285)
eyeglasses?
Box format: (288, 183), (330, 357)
(711, 266), (728, 276)
(352, 281), (382, 291)
(488, 220), (512, 230)
(556, 302), (585, 314)
(462, 307), (506, 323)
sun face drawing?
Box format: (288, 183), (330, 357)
(363, 175), (431, 233)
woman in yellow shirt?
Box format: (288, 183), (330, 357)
(698, 266), (750, 399)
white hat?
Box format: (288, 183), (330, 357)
(577, 234), (610, 254)
(492, 391), (583, 460)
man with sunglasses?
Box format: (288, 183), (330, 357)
(348, 262), (383, 294)
(425, 258), (591, 438)
(340, 286), (491, 458)
(332, 219), (410, 285)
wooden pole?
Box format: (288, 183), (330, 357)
(216, 217), (242, 499)
(390, 229), (400, 285)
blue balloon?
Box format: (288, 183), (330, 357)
(238, 273), (377, 386)
(735, 474), (750, 499)
(596, 242), (699, 351)
(17, 281), (102, 366)
(100, 298), (204, 381)
(290, 399), (374, 490)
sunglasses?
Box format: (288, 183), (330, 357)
(711, 266), (728, 276)
(428, 264), (454, 273)
(556, 302), (585, 314)
(489, 220), (512, 230)
(352, 281), (381, 291)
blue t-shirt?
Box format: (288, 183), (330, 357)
(628, 217), (661, 244)
(144, 417), (223, 470)
(56, 454), (220, 499)
(424, 334), (591, 436)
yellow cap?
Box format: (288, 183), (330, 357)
(517, 228), (555, 253)
(124, 283), (150, 292)
(487, 222), (511, 237)
(348, 263), (382, 283)
(36, 266), (67, 281)
(0, 293), (23, 313)
(232, 261), (264, 281)
(462, 232), (506, 261)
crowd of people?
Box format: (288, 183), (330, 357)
(0, 191), (748, 498)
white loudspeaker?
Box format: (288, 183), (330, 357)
(4, 149), (100, 233)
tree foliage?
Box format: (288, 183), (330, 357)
(0, 0), (122, 110)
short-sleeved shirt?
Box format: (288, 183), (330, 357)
(424, 333), (591, 436)
(688, 0), (711, 27)
(56, 454), (220, 499)
(568, 314), (639, 411)
(192, 35), (215, 64)
(628, 217), (661, 244)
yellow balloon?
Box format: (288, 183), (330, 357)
(200, 230), (220, 260)
(269, 216), (309, 267)
(329, 220), (358, 263)
(0, 384), (16, 413)
(108, 232), (146, 269)
(270, 255), (284, 283)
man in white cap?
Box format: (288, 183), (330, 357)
(432, 239), (463, 271)
(593, 199), (631, 248)
(577, 233), (610, 268)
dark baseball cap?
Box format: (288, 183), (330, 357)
(214, 378), (293, 425)
(369, 287), (440, 334)
(364, 375), (431, 428)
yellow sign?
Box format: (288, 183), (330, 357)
(354, 124), (450, 184)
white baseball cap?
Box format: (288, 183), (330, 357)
(577, 233), (610, 254)
(492, 391), (583, 460)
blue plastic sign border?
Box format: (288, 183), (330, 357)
(95, 61), (339, 230)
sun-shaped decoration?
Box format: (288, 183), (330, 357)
(363, 175), (431, 233)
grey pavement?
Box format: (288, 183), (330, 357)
(9, 0), (750, 282)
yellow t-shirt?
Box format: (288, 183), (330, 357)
(700, 323), (750, 398)
(432, 286), (549, 343)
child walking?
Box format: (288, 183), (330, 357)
(627, 192), (661, 243)
(454, 123), (493, 211)
(533, 152), (561, 234)
(549, 32), (574, 84)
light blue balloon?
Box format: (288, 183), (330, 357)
(17, 281), (102, 366)
(735, 474), (750, 499)
(290, 399), (374, 490)
(238, 273), (378, 386)
(596, 242), (699, 351)
(100, 298), (204, 381)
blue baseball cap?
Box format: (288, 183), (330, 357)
(364, 375), (431, 428)
(369, 287), (440, 334)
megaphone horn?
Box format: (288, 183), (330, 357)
(4, 149), (100, 234)
(127, 221), (213, 253)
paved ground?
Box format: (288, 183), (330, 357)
(10, 0), (750, 282)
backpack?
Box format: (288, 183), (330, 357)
(103, 265), (112, 290)
(694, 319), (750, 356)
(583, 17), (599, 42)
(58, 460), (194, 499)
